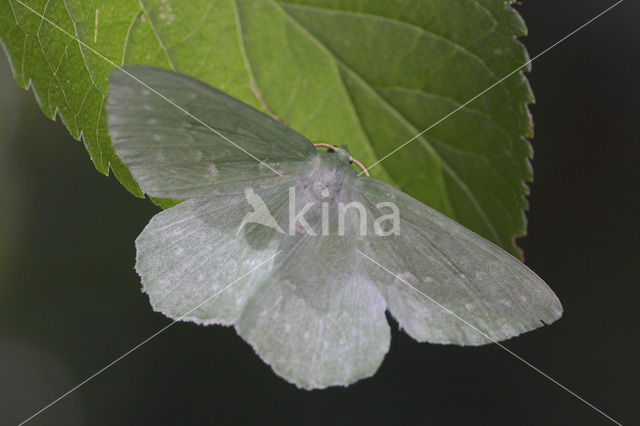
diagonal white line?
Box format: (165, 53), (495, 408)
(18, 250), (282, 426)
(357, 249), (622, 425)
(361, 0), (625, 176)
(12, 0), (283, 176)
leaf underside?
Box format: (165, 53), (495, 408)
(0, 0), (534, 256)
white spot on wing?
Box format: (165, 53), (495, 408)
(397, 271), (416, 283)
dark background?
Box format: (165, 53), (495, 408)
(1, 1), (638, 424)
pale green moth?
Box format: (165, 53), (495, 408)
(107, 66), (562, 390)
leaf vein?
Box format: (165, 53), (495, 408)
(138, 0), (177, 70)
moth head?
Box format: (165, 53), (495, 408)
(309, 173), (343, 200)
(304, 154), (349, 201)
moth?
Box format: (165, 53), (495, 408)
(107, 67), (562, 389)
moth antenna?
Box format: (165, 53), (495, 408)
(313, 142), (337, 151)
(349, 156), (371, 177)
(313, 142), (371, 177)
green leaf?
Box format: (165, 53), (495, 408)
(0, 0), (534, 256)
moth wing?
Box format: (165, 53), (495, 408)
(236, 260), (390, 390)
(135, 186), (289, 325)
(107, 66), (317, 199)
(236, 184), (390, 389)
(356, 177), (563, 345)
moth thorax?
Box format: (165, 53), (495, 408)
(309, 169), (345, 201)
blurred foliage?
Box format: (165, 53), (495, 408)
(0, 61), (22, 277)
